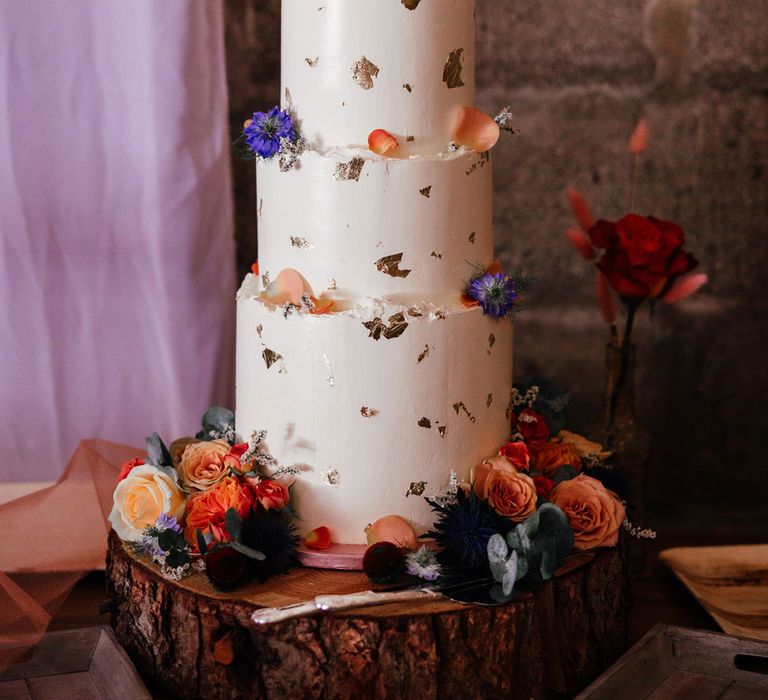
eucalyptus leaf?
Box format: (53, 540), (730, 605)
(201, 406), (235, 438)
(502, 550), (518, 596)
(225, 508), (242, 541)
(489, 583), (516, 604)
(145, 432), (173, 469)
(230, 542), (266, 561)
(196, 528), (208, 555)
(487, 534), (509, 582)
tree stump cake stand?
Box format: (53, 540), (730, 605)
(106, 532), (630, 699)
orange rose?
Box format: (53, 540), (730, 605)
(485, 469), (537, 522)
(471, 455), (517, 499)
(498, 441), (530, 470)
(184, 476), (254, 546)
(252, 479), (290, 511)
(529, 441), (582, 477)
(177, 439), (230, 491)
(550, 474), (625, 550)
(118, 457), (145, 481)
(169, 437), (199, 466)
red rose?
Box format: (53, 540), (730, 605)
(498, 441), (530, 470)
(589, 214), (698, 299)
(533, 475), (555, 500)
(512, 407), (549, 443)
(118, 457), (145, 481)
(251, 479), (290, 511)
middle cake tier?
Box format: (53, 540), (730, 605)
(256, 147), (493, 304)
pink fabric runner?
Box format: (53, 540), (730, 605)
(0, 0), (235, 482)
(0, 439), (141, 669)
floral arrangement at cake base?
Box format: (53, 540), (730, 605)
(108, 407), (301, 590)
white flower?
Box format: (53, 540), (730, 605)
(109, 465), (185, 542)
(406, 546), (441, 582)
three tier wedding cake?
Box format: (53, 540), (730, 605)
(236, 0), (514, 545)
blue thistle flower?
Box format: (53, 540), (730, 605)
(466, 272), (518, 319)
(427, 489), (510, 571)
(243, 107), (295, 159)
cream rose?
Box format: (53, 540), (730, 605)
(550, 474), (625, 550)
(177, 439), (230, 491)
(109, 465), (185, 542)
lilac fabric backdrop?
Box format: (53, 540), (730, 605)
(0, 0), (235, 481)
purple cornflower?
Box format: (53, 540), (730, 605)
(466, 272), (518, 318)
(155, 513), (182, 534)
(244, 107), (295, 158)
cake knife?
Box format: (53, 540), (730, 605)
(251, 576), (494, 625)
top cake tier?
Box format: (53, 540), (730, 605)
(281, 0), (476, 155)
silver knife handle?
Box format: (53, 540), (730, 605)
(314, 588), (439, 612)
(252, 601), (320, 625)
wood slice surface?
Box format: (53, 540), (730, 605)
(106, 531), (630, 700)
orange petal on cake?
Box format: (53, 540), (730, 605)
(260, 268), (310, 305)
(365, 514), (418, 549)
(368, 129), (399, 155)
(461, 293), (480, 308)
(453, 106), (500, 152)
(486, 260), (503, 275)
(304, 526), (332, 550)
(251, 261), (260, 275)
(309, 296), (335, 315)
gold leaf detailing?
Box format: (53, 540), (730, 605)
(487, 393), (493, 407)
(488, 333), (496, 354)
(363, 312), (409, 340)
(290, 236), (314, 250)
(256, 324), (263, 339)
(262, 348), (283, 370)
(438, 426), (447, 438)
(465, 152), (490, 176)
(469, 231), (476, 244)
(375, 252), (411, 278)
(406, 481), (427, 497)
(418, 417), (432, 429)
(453, 401), (477, 423)
(431, 251), (442, 260)
(443, 48), (465, 89)
(403, 83), (413, 92)
(407, 307), (423, 318)
(305, 57), (319, 67)
(334, 157), (366, 182)
(406, 135), (415, 142)
(351, 56), (380, 90)
(420, 185), (432, 198)
(360, 406), (379, 418)
(417, 345), (431, 364)
(401, 0), (421, 10)
(321, 468), (340, 486)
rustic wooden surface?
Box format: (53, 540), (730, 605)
(106, 532), (630, 700)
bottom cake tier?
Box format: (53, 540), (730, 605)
(236, 274), (514, 544)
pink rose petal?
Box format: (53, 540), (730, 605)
(260, 268), (311, 305)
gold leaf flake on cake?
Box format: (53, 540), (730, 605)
(420, 185), (432, 198)
(323, 354), (335, 387)
(305, 57), (319, 67)
(438, 426), (447, 438)
(405, 481), (427, 497)
(453, 401), (477, 423)
(431, 251), (442, 260)
(406, 135), (415, 142)
(403, 83), (413, 92)
(360, 406), (379, 418)
(351, 56), (380, 90)
(257, 199), (263, 219)
(321, 468), (341, 486)
(290, 236), (315, 250)
(375, 252), (411, 278)
(505, 394), (516, 420)
(488, 333), (496, 354)
(262, 348), (284, 370)
(407, 307), (423, 318)
(487, 393), (493, 408)
(465, 152), (490, 176)
(443, 48), (465, 89)
(261, 271), (270, 288)
(256, 324), (263, 339)
(434, 310), (447, 320)
(363, 312), (409, 341)
(401, 0), (421, 10)
(334, 157), (366, 182)
(417, 344), (431, 364)
(418, 417), (432, 429)
(469, 231), (476, 244)
(328, 278), (337, 291)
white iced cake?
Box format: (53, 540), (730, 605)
(236, 0), (514, 544)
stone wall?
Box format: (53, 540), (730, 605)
(225, 0), (768, 534)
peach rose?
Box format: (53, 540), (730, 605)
(177, 439), (231, 491)
(557, 430), (611, 461)
(550, 474), (626, 550)
(251, 479), (290, 511)
(471, 455), (517, 499)
(485, 469), (538, 522)
(184, 476), (254, 546)
(529, 441), (582, 477)
(109, 465), (185, 542)
(169, 437), (199, 466)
